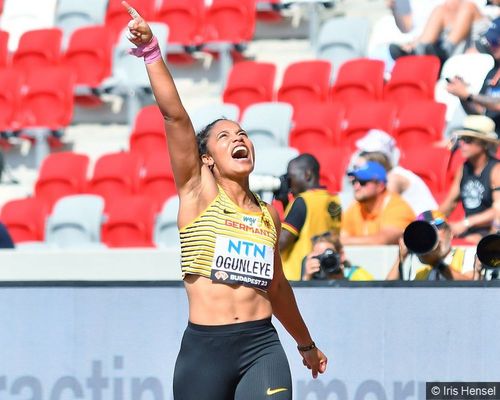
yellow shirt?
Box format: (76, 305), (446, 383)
(341, 191), (415, 237)
(179, 187), (277, 291)
(415, 248), (466, 280)
(281, 189), (341, 281)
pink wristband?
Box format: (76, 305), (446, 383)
(128, 36), (162, 64)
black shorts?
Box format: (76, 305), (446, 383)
(173, 318), (292, 400)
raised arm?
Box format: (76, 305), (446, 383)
(122, 1), (201, 194)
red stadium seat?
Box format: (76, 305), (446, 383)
(0, 68), (22, 132)
(63, 26), (113, 89)
(340, 101), (397, 151)
(0, 197), (48, 243)
(256, 0), (283, 23)
(87, 152), (142, 205)
(129, 105), (168, 158)
(399, 145), (450, 195)
(34, 152), (90, 210)
(139, 152), (176, 211)
(0, 30), (9, 68)
(296, 145), (350, 193)
(277, 60), (331, 110)
(105, 0), (156, 42)
(330, 58), (385, 105)
(384, 55), (440, 104)
(154, 0), (205, 48)
(289, 103), (344, 150)
(102, 195), (156, 247)
(205, 0), (256, 44)
(222, 61), (276, 117)
(18, 66), (75, 130)
(12, 28), (62, 72)
(394, 101), (446, 150)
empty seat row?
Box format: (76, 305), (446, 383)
(222, 56), (441, 116)
(0, 194), (180, 248)
(0, 0), (258, 52)
(0, 27), (112, 87)
(0, 66), (74, 132)
(33, 150), (176, 212)
(289, 100), (447, 153)
(191, 99), (446, 154)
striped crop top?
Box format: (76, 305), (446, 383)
(179, 187), (277, 291)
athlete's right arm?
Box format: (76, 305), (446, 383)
(122, 1), (202, 195)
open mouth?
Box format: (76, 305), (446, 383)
(231, 145), (249, 160)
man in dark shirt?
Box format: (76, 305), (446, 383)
(439, 116), (500, 244)
(447, 17), (500, 136)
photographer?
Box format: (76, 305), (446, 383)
(279, 154), (342, 281)
(302, 232), (373, 281)
(386, 210), (475, 280)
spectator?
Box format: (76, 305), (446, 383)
(447, 17), (500, 135)
(388, 0), (445, 35)
(439, 115), (500, 243)
(279, 154), (342, 281)
(352, 129), (438, 215)
(0, 222), (14, 249)
(341, 161), (415, 245)
(301, 231), (373, 281)
(386, 210), (476, 280)
(389, 0), (488, 63)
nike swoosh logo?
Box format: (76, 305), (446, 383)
(223, 209), (235, 214)
(266, 387), (288, 396)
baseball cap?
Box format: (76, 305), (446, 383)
(416, 210), (447, 228)
(347, 161), (387, 182)
(476, 17), (500, 53)
(355, 129), (400, 166)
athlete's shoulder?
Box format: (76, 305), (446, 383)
(265, 203), (282, 231)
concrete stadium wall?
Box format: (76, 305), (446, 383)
(1, 284), (499, 400)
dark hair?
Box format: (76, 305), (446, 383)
(291, 153), (320, 178)
(196, 118), (229, 156)
(311, 231), (342, 252)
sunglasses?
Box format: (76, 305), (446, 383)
(459, 136), (476, 144)
(351, 178), (373, 186)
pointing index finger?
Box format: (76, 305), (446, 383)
(121, 1), (140, 20)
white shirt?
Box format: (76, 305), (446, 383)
(391, 166), (438, 215)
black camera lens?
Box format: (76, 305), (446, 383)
(403, 221), (439, 254)
(477, 233), (500, 269)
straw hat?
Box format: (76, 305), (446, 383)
(455, 115), (499, 144)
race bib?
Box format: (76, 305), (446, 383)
(210, 236), (274, 290)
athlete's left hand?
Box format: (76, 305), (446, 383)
(300, 347), (328, 379)
(121, 0), (153, 46)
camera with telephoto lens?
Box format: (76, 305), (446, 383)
(272, 173), (290, 204)
(476, 233), (500, 270)
(403, 220), (439, 255)
(312, 248), (342, 280)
